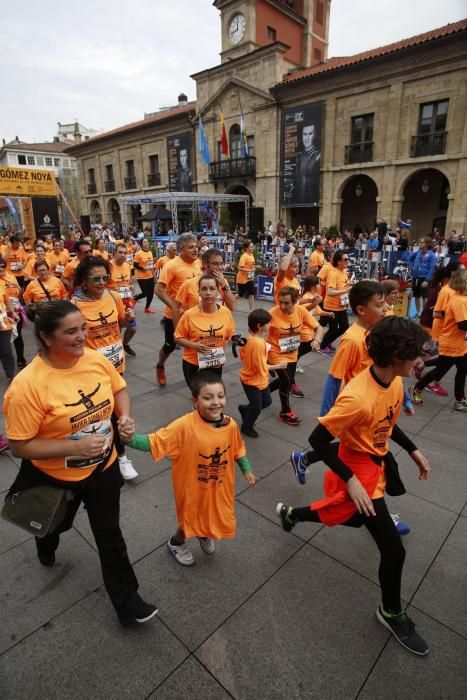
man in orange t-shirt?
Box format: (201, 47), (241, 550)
(62, 240), (93, 291)
(320, 250), (353, 354)
(119, 372), (256, 566)
(155, 233), (201, 386)
(154, 242), (177, 278)
(308, 238), (325, 274)
(236, 240), (256, 310)
(47, 239), (69, 278)
(6, 236), (28, 288)
(109, 244), (137, 357)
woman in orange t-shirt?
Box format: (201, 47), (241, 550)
(236, 240), (256, 310)
(273, 243), (302, 305)
(412, 269), (467, 410)
(133, 239), (155, 312)
(0, 288), (19, 381)
(23, 260), (67, 305)
(92, 238), (110, 261)
(320, 250), (353, 353)
(0, 256), (27, 369)
(24, 244), (48, 280)
(175, 273), (235, 390)
(267, 286), (321, 425)
(3, 300), (156, 625)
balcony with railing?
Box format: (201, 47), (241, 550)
(104, 180), (115, 192)
(344, 141), (373, 164)
(124, 176), (137, 190)
(147, 172), (161, 187)
(87, 183), (97, 194)
(209, 157), (256, 181)
(411, 131), (447, 158)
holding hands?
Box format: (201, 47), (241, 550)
(118, 415), (136, 443)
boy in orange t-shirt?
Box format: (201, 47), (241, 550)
(120, 372), (257, 566)
(237, 308), (287, 437)
(277, 317), (432, 657)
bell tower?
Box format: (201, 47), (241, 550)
(214, 0), (331, 68)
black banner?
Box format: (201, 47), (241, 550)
(280, 102), (323, 207)
(31, 196), (60, 237)
(167, 132), (193, 192)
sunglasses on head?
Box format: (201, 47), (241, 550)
(0, 264), (6, 269)
(88, 274), (110, 282)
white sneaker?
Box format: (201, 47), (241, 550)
(296, 364), (304, 374)
(167, 538), (195, 566)
(198, 537), (216, 555)
(119, 455), (138, 480)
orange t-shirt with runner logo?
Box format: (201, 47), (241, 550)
(309, 250), (324, 272)
(154, 255), (169, 273)
(47, 250), (69, 277)
(23, 276), (67, 304)
(319, 367), (403, 457)
(108, 261), (133, 300)
(159, 256), (201, 319)
(4, 349), (126, 481)
(93, 249), (109, 261)
(432, 284), (456, 341)
(175, 304), (235, 367)
(0, 272), (21, 312)
(328, 322), (371, 385)
(236, 252), (255, 285)
(72, 290), (126, 374)
(324, 268), (349, 311)
(267, 304), (318, 364)
(148, 411), (246, 539)
(6, 246), (28, 277)
(438, 293), (467, 357)
(133, 250), (154, 280)
(318, 260), (332, 297)
(239, 335), (270, 390)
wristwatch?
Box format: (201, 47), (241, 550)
(222, 285), (230, 291)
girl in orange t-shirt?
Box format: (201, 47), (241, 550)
(277, 316), (432, 656)
(236, 241), (256, 310)
(24, 244), (48, 280)
(119, 371), (256, 566)
(175, 274), (235, 390)
(320, 250), (353, 354)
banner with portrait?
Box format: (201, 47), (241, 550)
(167, 132), (193, 192)
(280, 102), (324, 207)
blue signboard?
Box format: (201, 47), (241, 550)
(257, 275), (275, 301)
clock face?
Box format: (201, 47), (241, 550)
(229, 14), (246, 44)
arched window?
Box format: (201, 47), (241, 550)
(229, 124), (241, 160)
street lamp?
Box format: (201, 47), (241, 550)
(355, 182), (363, 197)
(421, 178), (430, 194)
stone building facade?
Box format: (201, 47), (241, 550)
(67, 1), (467, 237)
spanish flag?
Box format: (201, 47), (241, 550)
(220, 111), (230, 159)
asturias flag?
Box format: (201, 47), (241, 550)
(220, 111), (230, 159)
(198, 115), (211, 165)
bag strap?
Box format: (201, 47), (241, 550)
(37, 278), (52, 301)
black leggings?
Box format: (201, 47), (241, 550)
(135, 278), (155, 309)
(293, 497), (405, 613)
(182, 359), (223, 390)
(0, 330), (15, 380)
(13, 317), (26, 364)
(321, 309), (349, 348)
(269, 362), (296, 414)
(161, 318), (176, 356)
(241, 382), (272, 429)
(415, 354), (466, 401)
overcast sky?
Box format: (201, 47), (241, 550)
(1, 0), (465, 144)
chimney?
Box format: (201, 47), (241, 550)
(74, 121), (82, 143)
(178, 93), (188, 106)
(53, 136), (60, 142)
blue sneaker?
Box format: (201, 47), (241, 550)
(290, 451), (307, 485)
(391, 513), (411, 536)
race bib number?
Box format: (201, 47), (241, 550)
(247, 270), (255, 281)
(65, 418), (112, 469)
(0, 310), (8, 329)
(10, 297), (20, 311)
(98, 342), (124, 371)
(340, 294), (349, 308)
(197, 347), (226, 369)
(126, 254), (134, 265)
(144, 262), (154, 271)
(279, 335), (300, 353)
(55, 264), (65, 274)
(118, 286), (132, 299)
(10, 262), (22, 272)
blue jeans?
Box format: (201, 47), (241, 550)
(241, 382), (272, 428)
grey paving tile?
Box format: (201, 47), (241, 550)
(130, 391), (193, 432)
(234, 429), (299, 489)
(412, 515), (467, 638)
(0, 529), (101, 654)
(0, 588), (187, 700)
(132, 502), (302, 650)
(149, 656), (230, 699)
(0, 453), (18, 494)
(309, 492), (457, 600)
(74, 468), (176, 563)
(196, 546), (385, 700)
(359, 606), (467, 700)
(396, 435), (467, 514)
(258, 396), (322, 446)
(238, 460), (325, 541)
(124, 372), (156, 399)
(417, 402), (467, 453)
(0, 517), (32, 555)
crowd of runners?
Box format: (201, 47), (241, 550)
(1, 230), (466, 656)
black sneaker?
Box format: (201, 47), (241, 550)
(241, 425), (259, 438)
(124, 344), (136, 357)
(276, 503), (297, 532)
(376, 607), (429, 656)
(119, 591), (158, 626)
(238, 405), (248, 420)
(37, 551), (55, 567)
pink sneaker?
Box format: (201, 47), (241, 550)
(0, 435), (9, 453)
(426, 383), (448, 397)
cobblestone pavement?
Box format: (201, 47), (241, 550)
(1, 299), (466, 699)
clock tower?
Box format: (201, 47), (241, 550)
(214, 0), (330, 68)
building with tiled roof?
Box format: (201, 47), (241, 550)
(67, 1), (467, 237)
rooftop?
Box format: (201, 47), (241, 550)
(1, 139), (74, 154)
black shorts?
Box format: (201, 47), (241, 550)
(237, 281), (255, 298)
(412, 278), (428, 299)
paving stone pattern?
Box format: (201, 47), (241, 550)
(0, 300), (466, 699)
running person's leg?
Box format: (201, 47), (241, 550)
(156, 318), (176, 385)
(0, 330), (16, 381)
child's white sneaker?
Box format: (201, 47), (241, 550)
(167, 538), (195, 566)
(198, 537), (216, 555)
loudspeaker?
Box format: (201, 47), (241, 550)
(248, 207), (264, 243)
(80, 215), (91, 235)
